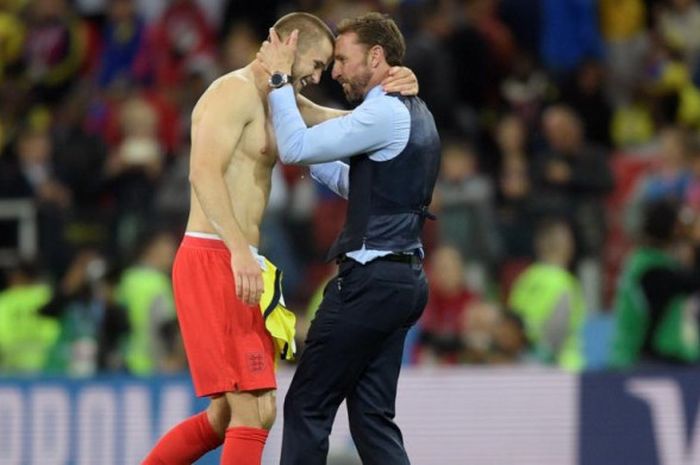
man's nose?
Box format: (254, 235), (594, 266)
(312, 69), (322, 84)
(331, 63), (341, 81)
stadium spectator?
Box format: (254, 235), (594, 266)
(0, 7), (25, 83)
(433, 137), (500, 291)
(500, 52), (553, 129)
(610, 85), (656, 150)
(417, 245), (481, 365)
(532, 104), (614, 310)
(489, 310), (529, 364)
(509, 218), (586, 371)
(490, 114), (535, 261)
(0, 261), (59, 374)
(539, 0), (604, 76)
(559, 59), (613, 148)
(149, 0), (216, 88)
(497, 0), (541, 56)
(657, 0), (700, 72)
(459, 301), (502, 364)
(685, 134), (700, 212)
(446, 0), (494, 128)
(21, 0), (88, 105)
(644, 38), (700, 130)
(220, 20), (259, 72)
(117, 230), (181, 375)
(599, 0), (649, 106)
(8, 123), (74, 275)
(220, 0), (278, 40)
(51, 86), (110, 250)
(41, 249), (130, 376)
(642, 127), (691, 202)
(96, 0), (152, 88)
(404, 0), (456, 131)
(625, 126), (692, 235)
(103, 93), (166, 255)
(610, 199), (700, 368)
(153, 146), (190, 231)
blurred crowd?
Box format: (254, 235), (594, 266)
(2, 0), (700, 377)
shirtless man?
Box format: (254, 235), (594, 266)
(142, 12), (417, 465)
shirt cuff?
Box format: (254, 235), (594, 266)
(269, 85), (295, 109)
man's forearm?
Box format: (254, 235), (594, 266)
(297, 94), (348, 126)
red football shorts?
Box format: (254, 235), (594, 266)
(172, 235), (276, 397)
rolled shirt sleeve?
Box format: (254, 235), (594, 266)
(309, 161), (350, 198)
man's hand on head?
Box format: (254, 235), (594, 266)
(257, 28), (298, 76)
(382, 67), (419, 96)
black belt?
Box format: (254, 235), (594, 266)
(336, 253), (422, 266)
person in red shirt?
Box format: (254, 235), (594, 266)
(149, 0), (216, 88)
(417, 245), (480, 364)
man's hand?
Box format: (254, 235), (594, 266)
(231, 248), (264, 306)
(61, 250), (98, 294)
(382, 66), (419, 96)
(257, 28), (298, 76)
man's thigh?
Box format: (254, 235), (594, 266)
(295, 262), (419, 396)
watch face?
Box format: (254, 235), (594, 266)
(270, 73), (286, 87)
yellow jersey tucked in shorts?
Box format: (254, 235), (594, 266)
(259, 258), (296, 363)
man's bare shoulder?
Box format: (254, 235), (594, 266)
(192, 70), (263, 123)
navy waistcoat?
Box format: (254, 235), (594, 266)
(326, 95), (441, 261)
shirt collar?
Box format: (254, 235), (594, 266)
(365, 85), (386, 100)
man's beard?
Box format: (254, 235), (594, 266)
(341, 69), (372, 103)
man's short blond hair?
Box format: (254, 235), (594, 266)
(273, 12), (334, 53)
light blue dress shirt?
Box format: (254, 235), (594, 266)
(269, 84), (412, 263)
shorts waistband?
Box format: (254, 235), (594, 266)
(181, 233), (228, 250)
(181, 233), (262, 258)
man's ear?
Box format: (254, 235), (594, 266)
(369, 45), (384, 68)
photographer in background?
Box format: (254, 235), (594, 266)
(610, 199), (700, 369)
(41, 250), (130, 376)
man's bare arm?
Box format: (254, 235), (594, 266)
(189, 78), (263, 305)
(296, 95), (348, 126)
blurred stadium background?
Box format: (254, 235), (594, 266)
(2, 0), (700, 464)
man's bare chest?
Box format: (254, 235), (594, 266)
(238, 115), (279, 163)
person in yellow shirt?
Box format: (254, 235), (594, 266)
(0, 11), (24, 82)
(509, 219), (586, 371)
(0, 262), (59, 374)
(599, 0), (649, 105)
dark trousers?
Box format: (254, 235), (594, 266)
(280, 258), (428, 465)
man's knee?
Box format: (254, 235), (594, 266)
(227, 389), (277, 430)
(257, 392), (277, 430)
(347, 401), (393, 431)
(347, 402), (366, 431)
(206, 396), (231, 437)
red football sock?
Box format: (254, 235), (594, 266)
(142, 411), (222, 465)
(220, 426), (269, 465)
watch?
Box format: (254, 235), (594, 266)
(268, 72), (292, 89)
